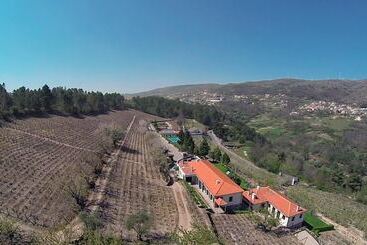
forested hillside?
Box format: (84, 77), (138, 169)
(0, 83), (124, 118)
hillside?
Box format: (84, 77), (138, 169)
(134, 78), (367, 106)
(0, 110), (137, 228)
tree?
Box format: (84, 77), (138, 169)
(0, 83), (11, 115)
(110, 128), (124, 147)
(12, 86), (27, 111)
(40, 84), (53, 111)
(347, 173), (362, 192)
(181, 131), (195, 154)
(221, 152), (230, 164)
(125, 210), (153, 241)
(210, 147), (222, 162)
(199, 138), (210, 157)
(257, 209), (279, 232)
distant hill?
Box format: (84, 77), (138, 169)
(132, 78), (367, 106)
(130, 83), (221, 97)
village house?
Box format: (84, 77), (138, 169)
(178, 159), (244, 212)
(242, 186), (306, 228)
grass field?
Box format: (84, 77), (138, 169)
(184, 119), (207, 131)
(248, 113), (353, 141)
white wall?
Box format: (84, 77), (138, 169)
(268, 203), (304, 227)
(220, 192), (243, 207)
(286, 213), (304, 227)
(178, 167), (185, 179)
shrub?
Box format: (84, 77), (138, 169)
(126, 210), (153, 241)
(80, 211), (103, 231)
(171, 223), (220, 245)
(0, 218), (19, 243)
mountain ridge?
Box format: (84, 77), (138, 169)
(130, 78), (367, 105)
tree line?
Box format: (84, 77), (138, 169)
(0, 83), (125, 118)
(129, 96), (222, 127)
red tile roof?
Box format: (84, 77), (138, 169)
(182, 160), (244, 196)
(178, 160), (196, 175)
(243, 186), (306, 217)
(215, 197), (228, 206)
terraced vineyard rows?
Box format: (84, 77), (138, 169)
(101, 115), (178, 240)
(3, 111), (139, 152)
(0, 110), (136, 228)
(212, 214), (300, 245)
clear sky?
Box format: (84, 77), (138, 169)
(1, 0), (366, 93)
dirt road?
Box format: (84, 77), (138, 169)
(172, 182), (192, 231)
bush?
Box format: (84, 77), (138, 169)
(80, 211), (103, 231)
(67, 180), (88, 210)
(76, 230), (123, 245)
(171, 223), (220, 245)
(0, 218), (19, 243)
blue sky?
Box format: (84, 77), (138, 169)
(1, 0), (366, 93)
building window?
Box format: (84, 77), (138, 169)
(282, 215), (285, 220)
(229, 196), (233, 202)
(291, 217), (295, 221)
(299, 214), (303, 219)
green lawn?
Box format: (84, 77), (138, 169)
(215, 163), (230, 173)
(304, 212), (334, 234)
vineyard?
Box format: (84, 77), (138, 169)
(0, 110), (138, 228)
(100, 114), (179, 240)
(212, 214), (300, 245)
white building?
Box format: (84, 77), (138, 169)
(178, 159), (244, 211)
(242, 186), (306, 228)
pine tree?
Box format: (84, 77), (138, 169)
(210, 147), (222, 162)
(199, 138), (210, 157)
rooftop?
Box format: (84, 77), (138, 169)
(181, 159), (244, 196)
(243, 186), (306, 217)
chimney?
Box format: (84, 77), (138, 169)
(216, 179), (221, 185)
(291, 177), (296, 186)
(251, 192), (256, 200)
(257, 185), (260, 191)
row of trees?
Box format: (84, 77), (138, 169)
(129, 96), (222, 127)
(0, 83), (125, 118)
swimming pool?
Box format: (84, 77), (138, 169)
(167, 135), (181, 144)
